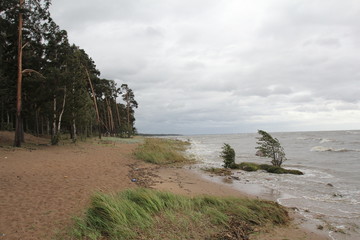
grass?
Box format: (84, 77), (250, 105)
(69, 188), (289, 240)
(237, 162), (304, 175)
(91, 137), (144, 148)
(101, 137), (144, 144)
(133, 138), (193, 165)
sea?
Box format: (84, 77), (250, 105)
(170, 130), (360, 240)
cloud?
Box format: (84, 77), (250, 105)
(50, 0), (360, 134)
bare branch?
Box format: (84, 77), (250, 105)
(22, 42), (30, 49)
(22, 69), (45, 78)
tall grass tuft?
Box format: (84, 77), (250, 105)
(133, 138), (192, 165)
(70, 188), (289, 240)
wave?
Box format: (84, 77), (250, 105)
(346, 130), (360, 135)
(310, 146), (355, 152)
(319, 138), (334, 143)
(297, 137), (338, 144)
(297, 137), (321, 141)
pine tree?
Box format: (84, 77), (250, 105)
(121, 84), (138, 138)
(220, 143), (236, 169)
(256, 130), (287, 167)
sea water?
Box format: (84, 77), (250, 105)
(172, 130), (360, 240)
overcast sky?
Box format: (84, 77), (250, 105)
(50, 0), (360, 134)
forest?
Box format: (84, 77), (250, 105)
(0, 0), (138, 146)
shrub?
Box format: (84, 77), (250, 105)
(238, 162), (259, 171)
(220, 143), (236, 169)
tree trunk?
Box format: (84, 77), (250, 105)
(84, 67), (101, 139)
(40, 115), (44, 135)
(46, 117), (50, 135)
(23, 116), (27, 133)
(126, 95), (131, 138)
(69, 125), (73, 139)
(20, 118), (24, 142)
(105, 98), (111, 133)
(72, 116), (77, 143)
(110, 102), (114, 134)
(57, 87), (66, 133)
(1, 97), (4, 130)
(115, 99), (121, 134)
(89, 118), (93, 137)
(84, 124), (88, 138)
(14, 0), (24, 147)
(51, 95), (58, 145)
(7, 112), (10, 126)
(35, 106), (39, 136)
(111, 101), (115, 134)
(105, 98), (114, 134)
(102, 104), (108, 135)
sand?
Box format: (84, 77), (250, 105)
(0, 131), (329, 240)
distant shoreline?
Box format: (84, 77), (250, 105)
(137, 133), (182, 136)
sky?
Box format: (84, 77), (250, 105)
(50, 0), (360, 135)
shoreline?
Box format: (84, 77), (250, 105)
(146, 165), (330, 240)
(173, 133), (360, 240)
(0, 132), (330, 239)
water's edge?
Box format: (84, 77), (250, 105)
(167, 131), (360, 240)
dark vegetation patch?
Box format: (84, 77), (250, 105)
(202, 167), (232, 176)
(238, 162), (304, 175)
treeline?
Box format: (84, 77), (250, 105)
(0, 0), (138, 146)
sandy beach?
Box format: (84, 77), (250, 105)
(0, 132), (329, 239)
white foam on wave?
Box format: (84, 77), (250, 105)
(346, 130), (360, 135)
(277, 196), (294, 205)
(302, 195), (348, 204)
(311, 146), (333, 152)
(187, 140), (217, 158)
(297, 136), (322, 141)
(319, 138), (333, 143)
(300, 168), (334, 179)
(310, 146), (354, 152)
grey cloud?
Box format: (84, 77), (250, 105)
(182, 61), (206, 71)
(144, 26), (164, 38)
(303, 37), (341, 48)
(50, 0), (360, 134)
(334, 102), (360, 111)
(290, 93), (314, 103)
(242, 85), (294, 97)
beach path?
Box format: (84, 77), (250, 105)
(0, 132), (138, 239)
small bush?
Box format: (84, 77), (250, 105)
(283, 169), (304, 175)
(238, 162), (259, 172)
(220, 143), (236, 169)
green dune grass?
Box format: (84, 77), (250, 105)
(70, 188), (289, 240)
(133, 138), (193, 165)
